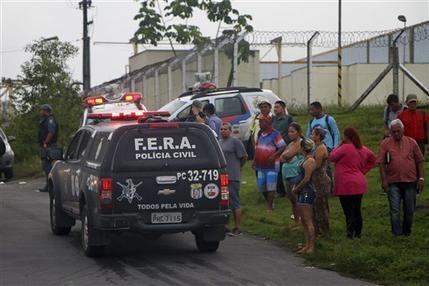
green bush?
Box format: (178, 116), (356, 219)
(5, 38), (82, 166)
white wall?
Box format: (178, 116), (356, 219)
(139, 51), (261, 110)
(262, 63), (429, 107)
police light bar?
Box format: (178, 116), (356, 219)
(84, 96), (107, 107)
(87, 111), (170, 121)
(121, 92), (142, 103)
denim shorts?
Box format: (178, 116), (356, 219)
(257, 170), (278, 192)
(297, 185), (316, 205)
(286, 175), (301, 187)
(229, 181), (240, 209)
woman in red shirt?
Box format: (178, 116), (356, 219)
(329, 128), (376, 239)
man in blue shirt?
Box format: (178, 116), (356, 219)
(204, 103), (222, 137)
(306, 101), (340, 151)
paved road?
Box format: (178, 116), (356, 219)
(0, 178), (372, 286)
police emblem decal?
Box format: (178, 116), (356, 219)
(204, 183), (219, 199)
(116, 179), (143, 203)
(190, 183), (203, 200)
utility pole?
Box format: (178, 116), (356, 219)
(80, 0), (92, 94)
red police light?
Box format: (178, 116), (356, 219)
(121, 92), (142, 103)
(84, 96), (107, 107)
(87, 111), (170, 121)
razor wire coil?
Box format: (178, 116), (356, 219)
(248, 23), (429, 48)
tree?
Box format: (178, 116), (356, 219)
(133, 0), (254, 87)
(7, 39), (82, 163)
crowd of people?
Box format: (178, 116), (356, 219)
(37, 93), (427, 254)
(209, 94), (427, 255)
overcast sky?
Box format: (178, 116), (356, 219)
(1, 0), (428, 87)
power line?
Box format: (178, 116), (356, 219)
(0, 48), (24, 54)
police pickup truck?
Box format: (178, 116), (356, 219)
(48, 113), (230, 257)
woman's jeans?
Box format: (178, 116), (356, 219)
(387, 182), (417, 236)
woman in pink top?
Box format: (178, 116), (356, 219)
(329, 128), (376, 239)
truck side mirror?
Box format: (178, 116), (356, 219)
(48, 148), (64, 161)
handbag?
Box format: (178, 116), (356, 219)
(246, 136), (255, 160)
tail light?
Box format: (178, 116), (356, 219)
(219, 173), (229, 208)
(99, 178), (113, 209)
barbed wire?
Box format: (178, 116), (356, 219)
(247, 23), (429, 48)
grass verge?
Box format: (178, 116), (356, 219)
(238, 106), (429, 285)
(13, 155), (43, 179)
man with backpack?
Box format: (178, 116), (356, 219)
(397, 94), (429, 156)
(383, 94), (404, 138)
(306, 101), (340, 151)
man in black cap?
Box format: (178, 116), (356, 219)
(186, 100), (206, 123)
(38, 104), (59, 192)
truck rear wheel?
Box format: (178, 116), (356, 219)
(49, 194), (71, 235)
(81, 205), (105, 257)
(195, 234), (220, 253)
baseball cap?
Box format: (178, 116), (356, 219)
(40, 104), (52, 112)
(406, 94), (417, 103)
(258, 100), (272, 108)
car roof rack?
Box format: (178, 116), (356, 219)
(178, 87), (263, 100)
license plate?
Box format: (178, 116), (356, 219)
(151, 212), (182, 224)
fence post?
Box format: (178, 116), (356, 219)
(182, 59), (187, 92)
(307, 31), (320, 108)
(233, 39), (238, 86)
(214, 48), (219, 86)
(168, 65), (172, 102)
